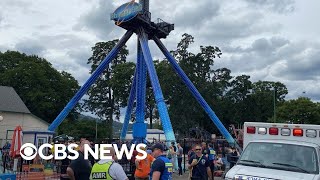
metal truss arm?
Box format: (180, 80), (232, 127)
(153, 36), (237, 147)
(135, 43), (147, 124)
(48, 30), (134, 131)
(138, 28), (176, 144)
(120, 69), (137, 141)
(132, 41), (148, 142)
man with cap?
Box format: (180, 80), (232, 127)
(149, 143), (173, 180)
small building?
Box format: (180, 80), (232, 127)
(125, 129), (166, 142)
(0, 86), (54, 147)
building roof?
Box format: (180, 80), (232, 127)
(0, 86), (31, 114)
(127, 129), (165, 134)
(147, 129), (164, 134)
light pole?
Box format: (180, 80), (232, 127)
(272, 87), (276, 122)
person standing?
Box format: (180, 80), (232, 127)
(67, 140), (92, 180)
(188, 144), (212, 180)
(134, 146), (155, 180)
(90, 146), (128, 180)
(201, 142), (209, 158)
(229, 147), (239, 169)
(208, 144), (216, 180)
(149, 143), (173, 180)
(176, 143), (183, 176)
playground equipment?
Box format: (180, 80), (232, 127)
(48, 0), (239, 149)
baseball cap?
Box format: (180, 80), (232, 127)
(151, 143), (164, 151)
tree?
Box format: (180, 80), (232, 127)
(85, 40), (131, 139)
(277, 97), (320, 124)
(251, 81), (288, 122)
(160, 34), (225, 135)
(0, 51), (80, 122)
(58, 118), (108, 140)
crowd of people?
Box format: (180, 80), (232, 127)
(64, 139), (176, 180)
(1, 138), (240, 180)
(61, 139), (239, 180)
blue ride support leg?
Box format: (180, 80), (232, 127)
(48, 30), (134, 131)
(132, 42), (147, 143)
(137, 28), (176, 145)
(153, 36), (239, 149)
(120, 70), (137, 141)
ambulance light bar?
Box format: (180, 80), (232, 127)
(258, 128), (267, 135)
(281, 128), (290, 136)
(247, 126), (256, 134)
(306, 129), (316, 138)
(269, 127), (278, 135)
(293, 128), (303, 136)
(246, 126), (318, 137)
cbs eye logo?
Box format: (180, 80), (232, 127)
(20, 143), (38, 160)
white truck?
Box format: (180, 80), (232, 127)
(225, 122), (320, 180)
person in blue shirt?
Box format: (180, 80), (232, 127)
(2, 141), (10, 151)
(149, 143), (173, 180)
(188, 144), (212, 180)
(208, 144), (215, 180)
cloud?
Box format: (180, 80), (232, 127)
(273, 46), (320, 80)
(245, 0), (295, 14)
(284, 80), (320, 102)
(15, 39), (46, 56)
(73, 0), (118, 39)
(168, 1), (220, 28)
(217, 36), (290, 75)
(66, 47), (92, 67)
(0, 13), (3, 25)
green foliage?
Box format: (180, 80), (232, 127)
(0, 51), (80, 122)
(277, 97), (320, 124)
(58, 118), (108, 140)
(85, 40), (133, 139)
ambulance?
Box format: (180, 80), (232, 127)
(224, 122), (320, 180)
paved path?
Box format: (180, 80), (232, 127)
(172, 171), (223, 180)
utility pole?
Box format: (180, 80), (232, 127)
(273, 88), (276, 122)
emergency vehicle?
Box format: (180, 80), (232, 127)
(225, 122), (320, 180)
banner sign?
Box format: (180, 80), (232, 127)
(111, 2), (143, 22)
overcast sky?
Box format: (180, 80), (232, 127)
(0, 0), (319, 103)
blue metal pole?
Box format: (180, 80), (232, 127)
(153, 36), (237, 147)
(132, 42), (147, 143)
(138, 28), (176, 145)
(120, 70), (137, 141)
(48, 30), (134, 131)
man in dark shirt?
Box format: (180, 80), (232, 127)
(150, 143), (173, 180)
(201, 142), (209, 157)
(188, 145), (212, 180)
(67, 140), (92, 180)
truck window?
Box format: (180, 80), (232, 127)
(238, 142), (319, 174)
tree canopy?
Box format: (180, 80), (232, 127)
(0, 51), (80, 122)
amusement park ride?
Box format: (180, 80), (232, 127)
(48, 0), (240, 149)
